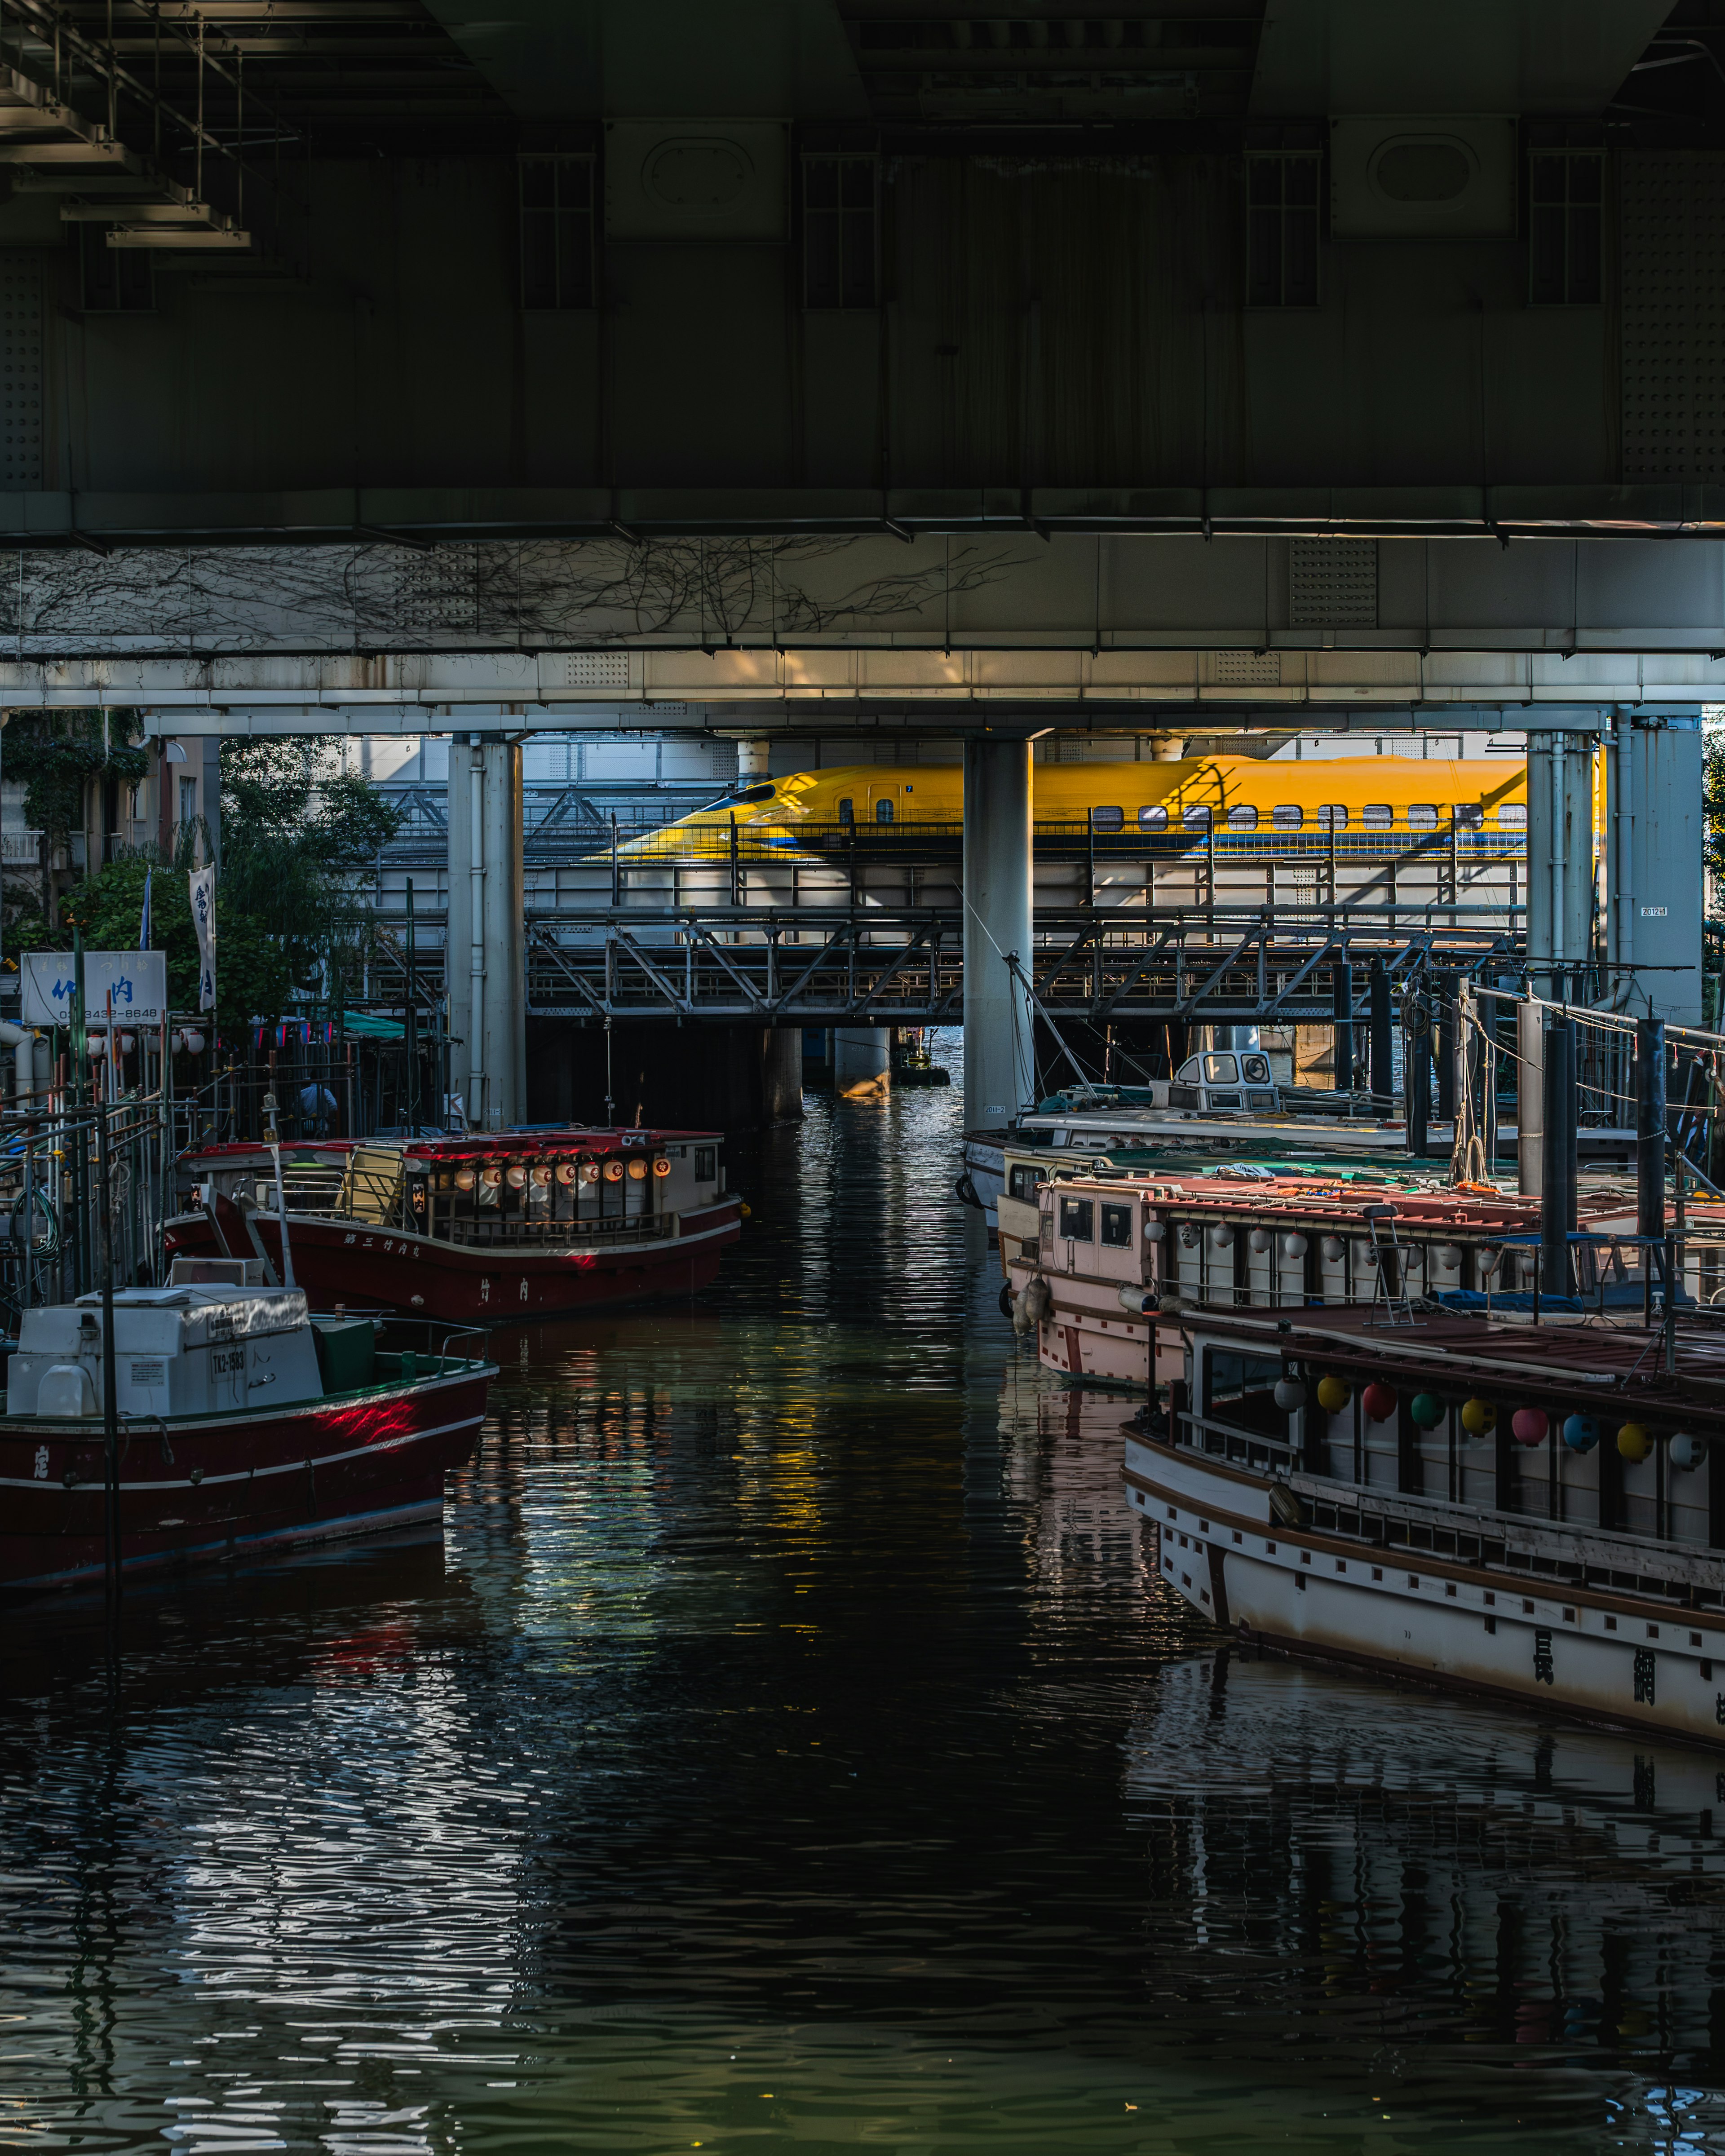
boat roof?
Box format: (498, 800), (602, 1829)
(1036, 1167), (1619, 1230)
(184, 1125), (720, 1165)
(1187, 1301), (1725, 1415)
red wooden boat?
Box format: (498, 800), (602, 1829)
(164, 1126), (743, 1323)
(0, 1263), (495, 1595)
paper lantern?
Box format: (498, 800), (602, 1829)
(1561, 1414), (1598, 1454)
(1671, 1433), (1709, 1471)
(1143, 1216), (1166, 1243)
(1273, 1378), (1307, 1413)
(506, 1164), (528, 1189)
(1321, 1236), (1346, 1263)
(1249, 1228), (1272, 1254)
(1436, 1243), (1464, 1269)
(1460, 1397), (1495, 1437)
(1282, 1233), (1309, 1260)
(1362, 1382), (1396, 1423)
(1316, 1374), (1350, 1414)
(1208, 1222), (1234, 1249)
(1478, 1245), (1502, 1277)
(1410, 1392), (1443, 1429)
(628, 1157), (649, 1181)
(1616, 1422), (1651, 1464)
(1179, 1224), (1200, 1249)
(1511, 1407), (1548, 1448)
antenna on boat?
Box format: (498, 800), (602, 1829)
(260, 1091), (296, 1290)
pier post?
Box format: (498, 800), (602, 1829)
(1367, 957), (1393, 1111)
(1539, 1012), (1576, 1294)
(962, 740), (1034, 1133)
(1331, 952), (1353, 1095)
(446, 735), (525, 1132)
(1517, 998), (1544, 1198)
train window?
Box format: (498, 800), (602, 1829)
(1137, 804), (1170, 832)
(875, 800), (894, 824)
(1272, 804), (1303, 830)
(1181, 804), (1212, 830)
(1091, 804), (1124, 831)
(1101, 1202), (1134, 1248)
(1315, 804), (1348, 829)
(732, 783), (775, 805)
(1226, 804), (1258, 832)
(1362, 803), (1393, 829)
(1496, 804), (1527, 828)
(1058, 1195), (1094, 1242)
(1454, 804), (1485, 831)
(1408, 803), (1438, 830)
(837, 798), (854, 822)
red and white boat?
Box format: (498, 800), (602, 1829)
(164, 1126), (743, 1323)
(0, 1259), (495, 1595)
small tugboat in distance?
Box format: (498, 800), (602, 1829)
(0, 1256), (496, 1596)
(163, 1125), (743, 1322)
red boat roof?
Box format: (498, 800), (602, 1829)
(182, 1125), (722, 1165)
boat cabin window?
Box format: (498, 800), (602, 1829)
(875, 799), (894, 824)
(1362, 803), (1393, 829)
(1137, 804), (1169, 831)
(1272, 804), (1302, 830)
(1225, 804), (1258, 832)
(1315, 804), (1348, 829)
(837, 798), (854, 822)
(1058, 1195), (1094, 1241)
(1201, 1054), (1239, 1084)
(694, 1147), (717, 1182)
(1407, 802), (1438, 830)
(1203, 1348), (1284, 1435)
(1241, 1055), (1272, 1084)
(1008, 1164), (1041, 1202)
(1090, 804), (1124, 831)
(1181, 804), (1212, 831)
(1100, 1202), (1133, 1248)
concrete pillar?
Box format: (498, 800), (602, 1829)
(1517, 997), (1544, 1198)
(1525, 730), (1595, 1003)
(1608, 713), (1703, 1026)
(736, 738), (772, 778)
(833, 1026), (890, 1099)
(962, 739), (1035, 1131)
(446, 737), (524, 1132)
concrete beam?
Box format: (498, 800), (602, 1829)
(445, 738), (525, 1131)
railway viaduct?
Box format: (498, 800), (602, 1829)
(0, 0), (1721, 1126)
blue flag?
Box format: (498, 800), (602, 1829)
(138, 867), (151, 952)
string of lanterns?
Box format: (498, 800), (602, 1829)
(1280, 1373), (1707, 1469)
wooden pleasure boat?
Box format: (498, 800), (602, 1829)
(1128, 1299), (1725, 1748)
(0, 1259), (495, 1595)
(164, 1127), (744, 1322)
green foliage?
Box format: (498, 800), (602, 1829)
(1707, 731), (1725, 889)
(5, 735), (402, 1038)
(4, 710), (150, 849)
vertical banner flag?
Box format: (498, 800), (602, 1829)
(189, 865), (216, 1013)
(138, 866), (151, 952)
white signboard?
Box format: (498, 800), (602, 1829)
(22, 951), (169, 1029)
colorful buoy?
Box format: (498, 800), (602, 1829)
(1460, 1397), (1496, 1437)
(1315, 1374), (1350, 1414)
(1510, 1407), (1548, 1448)
(1361, 1382), (1397, 1423)
(1616, 1422), (1652, 1464)
(1410, 1393), (1444, 1430)
(1561, 1414), (1598, 1454)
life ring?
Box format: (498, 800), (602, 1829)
(955, 1171), (982, 1209)
(998, 1280), (1016, 1318)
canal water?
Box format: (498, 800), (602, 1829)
(3, 1061), (1725, 2153)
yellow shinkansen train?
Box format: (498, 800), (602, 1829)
(612, 755), (1533, 856)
